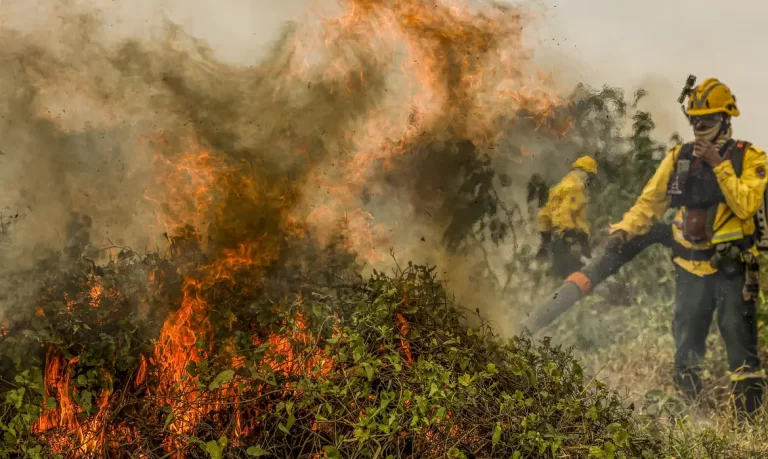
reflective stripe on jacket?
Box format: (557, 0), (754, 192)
(610, 142), (768, 276)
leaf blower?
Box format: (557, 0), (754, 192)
(521, 221), (673, 333)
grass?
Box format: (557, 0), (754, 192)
(536, 251), (768, 458)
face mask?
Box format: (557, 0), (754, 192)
(690, 114), (724, 142)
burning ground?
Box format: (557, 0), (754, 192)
(0, 0), (680, 457)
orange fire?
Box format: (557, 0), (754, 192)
(30, 0), (574, 456)
(34, 350), (112, 455)
(153, 279), (211, 448)
(291, 0), (569, 265)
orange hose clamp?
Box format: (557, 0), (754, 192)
(565, 271), (592, 295)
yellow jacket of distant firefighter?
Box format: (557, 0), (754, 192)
(610, 142), (768, 276)
(537, 172), (590, 237)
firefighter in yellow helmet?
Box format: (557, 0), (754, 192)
(606, 78), (767, 417)
(537, 155), (598, 279)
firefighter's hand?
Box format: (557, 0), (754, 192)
(605, 230), (628, 253)
(694, 139), (723, 167)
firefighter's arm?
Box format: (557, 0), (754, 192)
(610, 147), (677, 238)
(713, 145), (768, 219)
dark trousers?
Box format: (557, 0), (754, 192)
(673, 265), (763, 414)
(550, 235), (585, 280)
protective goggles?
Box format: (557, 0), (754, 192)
(688, 114), (723, 130)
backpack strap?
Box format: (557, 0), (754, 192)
(728, 140), (751, 177)
(668, 142), (693, 181)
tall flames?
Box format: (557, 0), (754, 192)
(24, 0), (573, 456)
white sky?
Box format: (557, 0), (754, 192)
(2, 0), (766, 145)
(530, 0), (768, 146)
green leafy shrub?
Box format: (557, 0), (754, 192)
(0, 249), (668, 458)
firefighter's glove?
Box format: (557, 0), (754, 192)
(605, 229), (628, 254)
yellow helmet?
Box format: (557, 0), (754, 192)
(685, 78), (740, 117)
(572, 155), (598, 175)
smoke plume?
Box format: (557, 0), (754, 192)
(0, 0), (587, 335)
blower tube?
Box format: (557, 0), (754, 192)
(522, 221), (673, 333)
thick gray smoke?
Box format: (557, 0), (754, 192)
(0, 0), (596, 336)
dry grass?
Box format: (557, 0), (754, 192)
(548, 290), (768, 458)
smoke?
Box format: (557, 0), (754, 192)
(0, 0), (589, 336)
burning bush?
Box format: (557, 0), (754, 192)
(0, 233), (667, 459)
(0, 0), (730, 457)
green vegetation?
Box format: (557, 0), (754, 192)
(0, 253), (668, 458)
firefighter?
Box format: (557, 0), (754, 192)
(536, 156), (598, 279)
(606, 78), (767, 417)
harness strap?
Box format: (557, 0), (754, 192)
(729, 140), (751, 176)
(671, 243), (715, 262)
(671, 235), (755, 262)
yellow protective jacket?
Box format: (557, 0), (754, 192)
(610, 142), (768, 276)
(538, 172), (590, 237)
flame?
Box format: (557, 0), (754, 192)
(262, 313), (333, 377)
(394, 312), (413, 363)
(136, 355), (148, 387)
(146, 144), (296, 453)
(29, 0), (576, 456)
(88, 282), (104, 308)
(291, 0), (569, 265)
(34, 349), (113, 455)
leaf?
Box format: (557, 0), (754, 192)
(492, 423), (502, 446)
(203, 437), (228, 459)
(644, 389), (666, 403)
(5, 388), (24, 409)
(164, 412), (175, 430)
(79, 390), (93, 414)
(23, 445), (43, 459)
(447, 448), (468, 459)
(246, 446), (270, 457)
(277, 423), (290, 435)
(612, 427), (629, 447)
(458, 374), (471, 387)
(588, 446), (605, 459)
(323, 446), (342, 459)
(77, 375), (87, 386)
(208, 370), (235, 390)
(361, 362), (374, 381)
